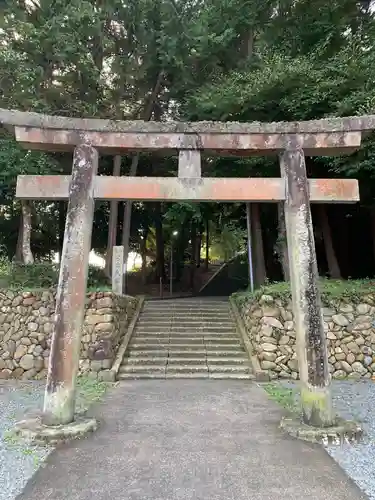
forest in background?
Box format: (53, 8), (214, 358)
(1, 0), (375, 290)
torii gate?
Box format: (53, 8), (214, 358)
(0, 109), (368, 432)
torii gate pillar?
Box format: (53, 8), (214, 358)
(43, 145), (98, 425)
(281, 149), (333, 427)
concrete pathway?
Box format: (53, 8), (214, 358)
(18, 381), (367, 500)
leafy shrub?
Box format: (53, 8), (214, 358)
(87, 266), (110, 289)
(0, 260), (110, 290)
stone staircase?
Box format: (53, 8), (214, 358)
(118, 298), (253, 380)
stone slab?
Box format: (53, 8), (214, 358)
(13, 415), (98, 445)
(280, 416), (363, 444)
(111, 246), (124, 295)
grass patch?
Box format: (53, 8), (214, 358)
(3, 429), (42, 465)
(233, 278), (375, 307)
(263, 382), (298, 413)
(76, 375), (111, 413)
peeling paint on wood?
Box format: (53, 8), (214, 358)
(12, 127), (362, 155)
(16, 175), (359, 203)
(43, 144), (98, 426)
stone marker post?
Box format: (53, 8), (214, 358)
(43, 144), (98, 426)
(280, 149), (334, 428)
(112, 245), (124, 295)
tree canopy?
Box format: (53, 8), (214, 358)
(1, 0), (375, 287)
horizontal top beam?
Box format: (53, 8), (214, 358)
(16, 175), (359, 203)
(13, 128), (362, 156)
(2, 108), (375, 134)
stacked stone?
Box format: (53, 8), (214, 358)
(240, 293), (375, 380)
(0, 289), (136, 380)
(79, 292), (137, 378)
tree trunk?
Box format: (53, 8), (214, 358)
(121, 155), (138, 292)
(21, 200), (34, 264)
(371, 207), (375, 268)
(276, 203), (289, 281)
(317, 205), (341, 279)
(175, 228), (187, 282)
(121, 71), (164, 291)
(105, 155), (121, 278)
(58, 201), (67, 262)
(154, 203), (165, 283)
(141, 227), (149, 285)
(190, 221), (197, 291)
(196, 229), (202, 268)
(251, 203), (266, 287)
(14, 210), (24, 263)
(205, 218), (209, 270)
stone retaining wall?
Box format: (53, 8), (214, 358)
(0, 289), (137, 380)
(237, 293), (375, 380)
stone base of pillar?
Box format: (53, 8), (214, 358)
(280, 416), (363, 444)
(13, 415), (98, 446)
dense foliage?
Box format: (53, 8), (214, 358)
(1, 0), (375, 287)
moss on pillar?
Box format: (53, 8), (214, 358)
(300, 386), (335, 428)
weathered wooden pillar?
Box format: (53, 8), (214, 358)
(43, 144), (98, 426)
(280, 149), (334, 428)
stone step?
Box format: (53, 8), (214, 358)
(208, 373), (254, 380)
(142, 312), (230, 318)
(129, 337), (241, 349)
(134, 325), (238, 337)
(129, 344), (170, 351)
(144, 300), (228, 307)
(169, 345), (244, 353)
(130, 340), (204, 347)
(133, 332), (238, 339)
(117, 373), (166, 380)
(165, 365), (208, 373)
(206, 356), (250, 365)
(167, 357), (206, 365)
(127, 349), (168, 357)
(171, 343), (242, 350)
(131, 336), (171, 343)
(142, 307), (230, 314)
(207, 365), (250, 373)
(204, 338), (241, 344)
(136, 319), (235, 332)
(131, 337), (241, 345)
(165, 373), (210, 379)
(134, 333), (237, 340)
(117, 372), (253, 380)
(119, 365), (166, 374)
(124, 357), (168, 365)
(138, 317), (233, 324)
(140, 313), (231, 321)
(128, 346), (246, 357)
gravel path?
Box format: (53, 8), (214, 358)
(0, 381), (54, 500)
(278, 380), (375, 500)
(326, 381), (375, 500)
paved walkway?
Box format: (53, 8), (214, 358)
(18, 381), (367, 500)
